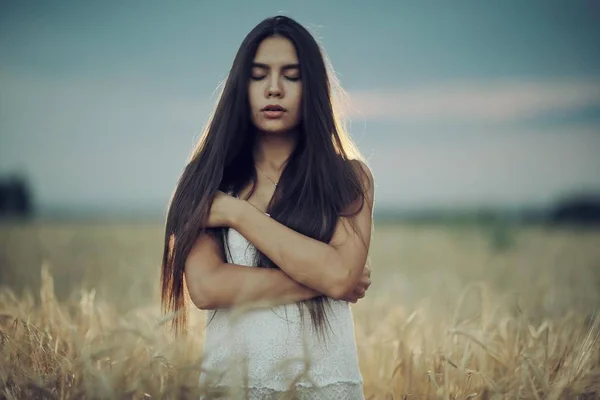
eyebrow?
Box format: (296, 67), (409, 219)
(251, 62), (300, 71)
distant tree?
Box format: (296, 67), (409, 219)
(549, 193), (600, 226)
(0, 174), (33, 218)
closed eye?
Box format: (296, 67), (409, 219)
(250, 75), (301, 81)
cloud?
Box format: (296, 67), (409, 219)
(345, 79), (600, 123)
(367, 126), (600, 209)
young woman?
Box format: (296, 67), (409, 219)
(161, 15), (375, 399)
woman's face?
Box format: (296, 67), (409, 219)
(248, 35), (302, 134)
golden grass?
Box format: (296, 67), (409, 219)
(0, 221), (599, 399)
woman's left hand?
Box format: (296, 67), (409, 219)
(342, 264), (371, 303)
(206, 191), (241, 228)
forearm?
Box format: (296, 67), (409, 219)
(190, 262), (322, 310)
(231, 202), (347, 298)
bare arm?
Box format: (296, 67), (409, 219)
(229, 161), (375, 299)
(184, 231), (321, 310)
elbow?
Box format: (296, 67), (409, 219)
(323, 262), (355, 301)
(185, 258), (222, 310)
(327, 286), (348, 301)
(189, 290), (216, 310)
(195, 299), (216, 311)
(187, 277), (219, 310)
(327, 276), (353, 300)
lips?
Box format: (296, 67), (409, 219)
(261, 104), (286, 112)
(261, 104), (286, 119)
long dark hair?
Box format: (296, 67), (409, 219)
(161, 15), (371, 336)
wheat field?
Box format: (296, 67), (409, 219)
(0, 221), (599, 399)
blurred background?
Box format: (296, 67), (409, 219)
(2, 0), (600, 222)
(1, 1), (599, 311)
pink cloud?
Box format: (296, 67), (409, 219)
(344, 79), (600, 122)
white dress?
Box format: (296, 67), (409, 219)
(199, 227), (365, 399)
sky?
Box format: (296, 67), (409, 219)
(1, 0), (599, 216)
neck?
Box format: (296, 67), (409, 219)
(253, 129), (298, 173)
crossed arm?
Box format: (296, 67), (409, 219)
(184, 161), (374, 310)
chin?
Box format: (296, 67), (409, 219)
(261, 127), (291, 135)
(256, 120), (299, 135)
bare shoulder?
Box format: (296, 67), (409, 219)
(349, 159), (375, 197)
(330, 159), (375, 246)
(341, 159), (374, 215)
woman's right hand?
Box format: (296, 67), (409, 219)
(206, 190), (242, 228)
(342, 264), (371, 303)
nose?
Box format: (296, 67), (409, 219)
(266, 76), (283, 98)
(267, 85), (282, 98)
